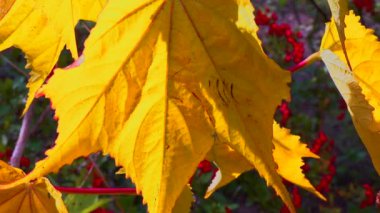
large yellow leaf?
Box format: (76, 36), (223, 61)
(0, 161), (67, 213)
(320, 11), (380, 174)
(3, 0), (293, 212)
(206, 122), (324, 200)
(0, 0), (106, 112)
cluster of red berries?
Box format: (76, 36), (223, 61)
(255, 8), (305, 63)
(306, 131), (336, 193)
(279, 185), (302, 213)
(292, 187), (302, 208)
(278, 101), (291, 126)
(0, 148), (30, 168)
(310, 131), (329, 154)
(316, 155), (336, 193)
(353, 0), (375, 13)
(360, 184), (376, 208)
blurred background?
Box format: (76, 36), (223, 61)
(0, 0), (379, 212)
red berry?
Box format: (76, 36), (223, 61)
(292, 187), (302, 208)
(225, 207), (233, 213)
(353, 0), (374, 12)
(280, 205), (290, 213)
(360, 184), (375, 208)
(198, 160), (213, 173)
(20, 156), (30, 168)
(92, 172), (105, 187)
(5, 148), (12, 160)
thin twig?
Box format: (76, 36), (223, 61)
(89, 155), (111, 187)
(10, 104), (34, 167)
(79, 164), (94, 187)
(81, 22), (91, 33)
(291, 0), (301, 24)
(0, 54), (28, 77)
(308, 0), (328, 22)
(88, 155), (126, 212)
(30, 106), (51, 134)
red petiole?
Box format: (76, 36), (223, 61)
(55, 186), (137, 195)
(288, 52), (320, 73)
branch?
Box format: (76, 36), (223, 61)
(0, 54), (28, 77)
(291, 0), (301, 24)
(79, 163), (94, 187)
(10, 104), (33, 167)
(308, 0), (328, 22)
(88, 155), (126, 212)
(81, 22), (91, 33)
(30, 105), (51, 134)
(89, 155), (111, 187)
(55, 186), (137, 195)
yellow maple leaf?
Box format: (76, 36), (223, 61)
(0, 160), (67, 213)
(206, 122), (325, 201)
(320, 11), (380, 174)
(0, 0), (106, 113)
(3, 0), (294, 212)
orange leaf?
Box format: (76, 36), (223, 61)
(0, 161), (67, 213)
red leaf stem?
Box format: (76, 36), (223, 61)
(55, 186), (137, 195)
(288, 52), (320, 72)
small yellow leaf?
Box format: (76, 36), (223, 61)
(0, 161), (67, 213)
(206, 122), (324, 201)
(0, 0), (106, 113)
(272, 122), (325, 201)
(320, 11), (380, 174)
